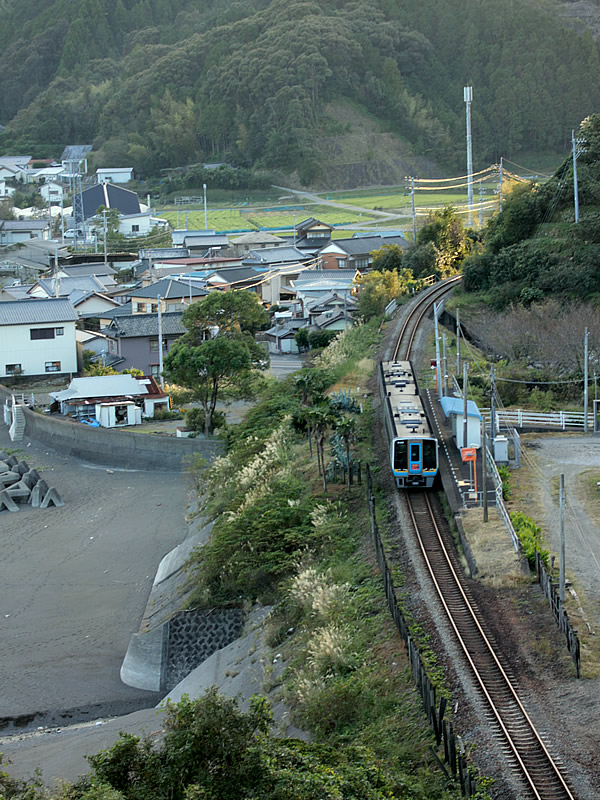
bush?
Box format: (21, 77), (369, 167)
(152, 408), (183, 421)
(185, 407), (226, 432)
(511, 511), (548, 569)
(497, 464), (511, 500)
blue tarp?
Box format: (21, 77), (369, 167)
(440, 396), (482, 420)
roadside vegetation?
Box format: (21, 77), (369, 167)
(0, 318), (471, 800)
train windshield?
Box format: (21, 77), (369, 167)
(394, 440), (408, 470)
(422, 439), (437, 469)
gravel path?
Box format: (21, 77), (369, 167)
(0, 424), (188, 731)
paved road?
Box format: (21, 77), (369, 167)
(0, 424), (188, 731)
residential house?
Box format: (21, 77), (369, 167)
(264, 320), (305, 354)
(127, 278), (208, 314)
(96, 168), (134, 184)
(176, 231), (230, 256)
(241, 245), (313, 305)
(50, 374), (169, 426)
(57, 262), (117, 284)
(305, 291), (358, 324)
(139, 256), (242, 286)
(81, 182), (140, 220)
(118, 211), (169, 238)
(291, 269), (359, 305)
(28, 275), (116, 300)
(101, 312), (187, 377)
(229, 231), (286, 256)
(0, 180), (16, 200)
(0, 219), (51, 244)
(0, 298), (78, 378)
(318, 233), (408, 271)
(40, 182), (65, 204)
(292, 217), (333, 252)
(21, 166), (66, 185)
(135, 248), (191, 277)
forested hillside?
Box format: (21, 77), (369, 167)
(463, 113), (600, 307)
(1, 0), (599, 183)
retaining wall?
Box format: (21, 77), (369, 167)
(0, 385), (223, 471)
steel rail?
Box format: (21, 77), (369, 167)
(405, 492), (575, 800)
(387, 278), (576, 798)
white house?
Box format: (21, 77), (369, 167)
(118, 211), (169, 237)
(0, 180), (16, 199)
(40, 182), (65, 203)
(96, 167), (134, 184)
(0, 298), (78, 378)
(50, 374), (170, 426)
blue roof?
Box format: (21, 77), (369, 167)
(440, 396), (482, 420)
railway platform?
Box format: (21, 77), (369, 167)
(424, 387), (494, 517)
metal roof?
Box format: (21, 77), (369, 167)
(440, 396), (482, 420)
(0, 298), (78, 325)
(243, 246), (309, 265)
(230, 231), (286, 245)
(82, 183), (140, 220)
(321, 235), (409, 255)
(34, 275), (108, 297)
(51, 374), (146, 402)
(60, 145), (92, 161)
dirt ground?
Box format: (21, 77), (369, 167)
(0, 424), (189, 731)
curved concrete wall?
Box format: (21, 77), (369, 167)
(0, 385), (223, 471)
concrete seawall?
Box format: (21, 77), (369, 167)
(0, 385), (223, 471)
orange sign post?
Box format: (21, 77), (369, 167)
(461, 447), (477, 496)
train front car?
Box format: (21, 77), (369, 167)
(379, 360), (439, 488)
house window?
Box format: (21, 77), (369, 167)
(151, 303), (158, 313)
(150, 364), (161, 377)
(55, 327), (64, 336)
(5, 363), (21, 376)
(337, 258), (347, 268)
(132, 224), (140, 233)
(45, 361), (61, 372)
(149, 337), (160, 352)
(135, 303), (147, 313)
(354, 258), (368, 269)
(30, 327), (55, 340)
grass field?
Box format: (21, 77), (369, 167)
(157, 204), (377, 233)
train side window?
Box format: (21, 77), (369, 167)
(410, 443), (420, 462)
(394, 440), (408, 470)
(422, 440), (437, 469)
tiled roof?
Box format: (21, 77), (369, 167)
(230, 231), (286, 245)
(35, 275), (107, 297)
(243, 246), (309, 265)
(0, 298), (77, 325)
(128, 278), (208, 299)
(293, 269), (358, 285)
(0, 219), (49, 231)
(104, 312), (187, 338)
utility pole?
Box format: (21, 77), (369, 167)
(434, 302), (442, 396)
(203, 183), (208, 230)
(482, 422), (488, 522)
(490, 365), (496, 444)
(442, 331), (449, 396)
(157, 295), (164, 389)
(584, 327), (589, 432)
(499, 157), (503, 212)
(464, 86), (474, 227)
(560, 473), (566, 605)
(463, 361), (469, 449)
(456, 307), (461, 377)
(103, 209), (108, 269)
(572, 130), (580, 224)
(411, 176), (416, 242)
(478, 179), (484, 227)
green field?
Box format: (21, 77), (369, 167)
(158, 204), (377, 233)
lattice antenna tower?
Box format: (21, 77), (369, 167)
(65, 159), (86, 247)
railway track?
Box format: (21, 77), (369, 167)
(390, 281), (577, 799)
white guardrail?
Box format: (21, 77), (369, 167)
(481, 408), (585, 431)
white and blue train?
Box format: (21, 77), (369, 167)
(379, 360), (439, 488)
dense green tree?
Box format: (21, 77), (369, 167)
(371, 243), (405, 272)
